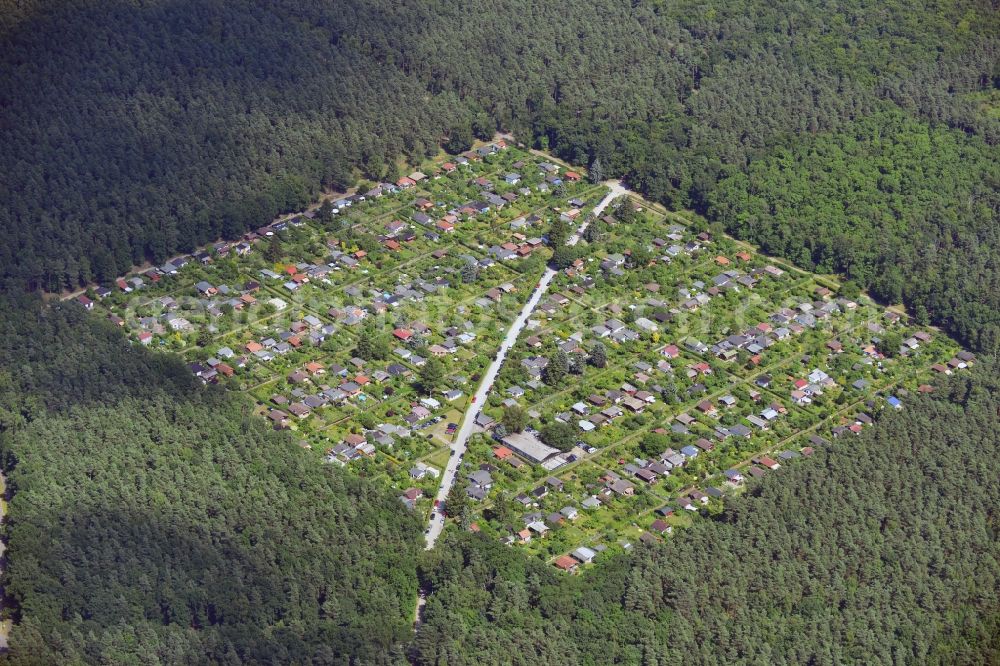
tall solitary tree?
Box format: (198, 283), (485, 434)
(545, 349), (569, 385)
(878, 331), (903, 358)
(548, 218), (571, 248)
(583, 219), (604, 243)
(460, 262), (479, 284)
(317, 200), (334, 226)
(540, 421), (576, 451)
(419, 358), (445, 394)
(445, 481), (469, 519)
(590, 342), (607, 368)
(589, 157), (604, 184)
(357, 319), (389, 360)
(265, 233), (283, 263)
(502, 405), (528, 433)
(551, 245), (579, 270)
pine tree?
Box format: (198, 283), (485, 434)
(265, 234), (283, 263)
(419, 358), (445, 394)
(590, 342), (607, 368)
(502, 405), (527, 433)
(545, 349), (568, 385)
(317, 200), (334, 225)
(461, 262), (479, 284)
(589, 157), (604, 184)
(357, 320), (389, 360)
(584, 221), (604, 243)
(548, 218), (571, 248)
(446, 481), (469, 518)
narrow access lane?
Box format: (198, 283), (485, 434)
(424, 181), (627, 548)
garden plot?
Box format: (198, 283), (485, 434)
(453, 196), (969, 569)
(91, 142), (597, 517)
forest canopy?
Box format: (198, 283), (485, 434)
(708, 110), (1000, 353)
(0, 0), (998, 662)
(1, 0), (996, 352)
(1, 0), (996, 290)
(413, 364), (1000, 665)
(0, 296), (422, 664)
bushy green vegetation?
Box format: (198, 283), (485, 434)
(414, 363), (1000, 665)
(0, 296), (421, 664)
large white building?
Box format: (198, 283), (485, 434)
(503, 431), (559, 464)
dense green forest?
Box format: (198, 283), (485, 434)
(1, 0), (999, 662)
(2, 1), (997, 351)
(0, 296), (421, 664)
(413, 364), (1000, 665)
(0, 0), (463, 291)
(709, 110), (1000, 353)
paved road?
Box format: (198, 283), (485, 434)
(424, 181), (627, 549)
